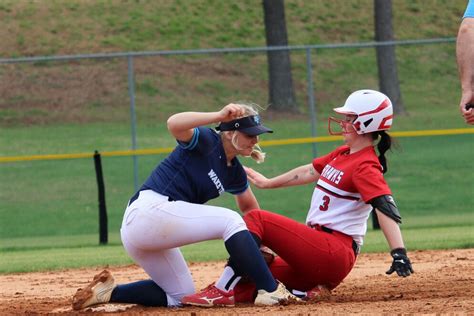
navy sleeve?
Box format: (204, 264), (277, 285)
(177, 127), (219, 155)
(226, 163), (249, 195)
(177, 127), (200, 150)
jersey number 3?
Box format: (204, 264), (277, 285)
(319, 195), (330, 211)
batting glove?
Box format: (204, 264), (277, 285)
(386, 248), (414, 277)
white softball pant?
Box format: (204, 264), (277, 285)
(120, 189), (247, 307)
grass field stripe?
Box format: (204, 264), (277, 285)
(0, 128), (472, 163)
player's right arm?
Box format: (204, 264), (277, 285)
(456, 4), (474, 124)
(244, 163), (320, 189)
(167, 103), (246, 142)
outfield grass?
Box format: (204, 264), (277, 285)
(1, 117), (473, 274)
(2, 133), (472, 234)
(1, 224), (473, 274)
(1, 131), (472, 242)
(1, 0), (473, 274)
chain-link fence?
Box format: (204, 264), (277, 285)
(2, 38), (473, 246)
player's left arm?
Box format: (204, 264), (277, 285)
(374, 205), (414, 277)
(234, 186), (260, 214)
(374, 207), (404, 249)
(355, 161), (414, 278)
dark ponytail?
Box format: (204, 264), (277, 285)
(372, 131), (392, 174)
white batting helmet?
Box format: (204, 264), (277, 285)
(332, 89), (394, 134)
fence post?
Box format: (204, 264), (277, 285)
(93, 150), (108, 244)
(305, 47), (317, 158)
(127, 55), (139, 191)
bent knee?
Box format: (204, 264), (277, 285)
(222, 210), (247, 241)
(243, 208), (268, 222)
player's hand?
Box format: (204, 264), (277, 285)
(218, 103), (246, 123)
(462, 104), (474, 125)
(386, 248), (414, 277)
(243, 166), (271, 189)
(459, 91), (474, 125)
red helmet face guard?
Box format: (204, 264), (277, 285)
(328, 117), (358, 135)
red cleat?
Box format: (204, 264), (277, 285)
(304, 285), (331, 301)
(182, 283), (235, 307)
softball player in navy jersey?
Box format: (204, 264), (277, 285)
(72, 103), (298, 310)
(183, 90), (414, 306)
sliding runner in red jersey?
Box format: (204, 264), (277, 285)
(183, 89), (413, 306)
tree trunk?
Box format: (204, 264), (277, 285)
(374, 0), (406, 114)
(263, 0), (297, 111)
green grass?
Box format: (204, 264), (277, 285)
(1, 133), (472, 238)
(2, 118), (472, 274)
(0, 239), (230, 274)
(363, 226), (474, 253)
(0, 0), (473, 274)
(0, 0), (465, 57)
(0, 1), (466, 127)
(2, 224), (473, 274)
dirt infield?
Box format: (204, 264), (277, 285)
(1, 248), (473, 315)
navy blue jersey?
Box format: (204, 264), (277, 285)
(140, 127), (249, 204)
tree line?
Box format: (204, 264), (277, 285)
(264, 0), (405, 114)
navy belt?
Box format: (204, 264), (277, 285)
(128, 191), (176, 207)
(128, 191), (140, 206)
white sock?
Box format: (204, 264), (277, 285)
(215, 266), (242, 292)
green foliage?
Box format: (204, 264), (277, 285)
(136, 79), (160, 96)
(0, 1), (465, 127)
(0, 0), (465, 57)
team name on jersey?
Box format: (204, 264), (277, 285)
(208, 169), (225, 194)
(320, 164), (344, 184)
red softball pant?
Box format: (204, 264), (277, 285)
(235, 209), (356, 303)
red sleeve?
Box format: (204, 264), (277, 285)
(353, 161), (392, 202)
(312, 146), (348, 173)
